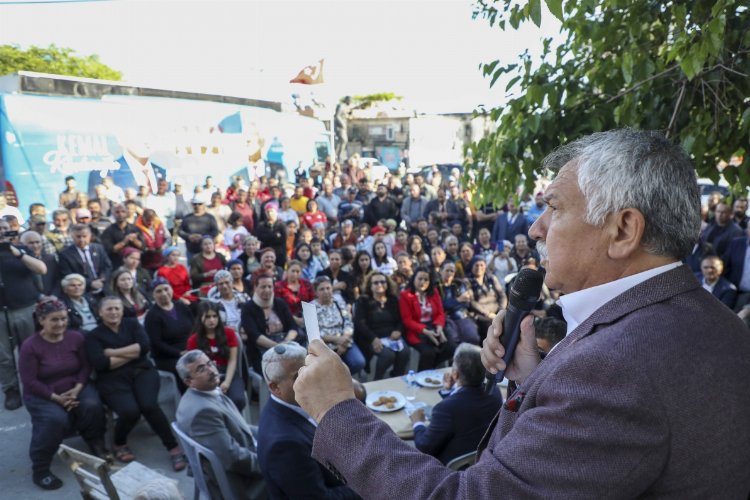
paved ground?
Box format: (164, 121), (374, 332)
(0, 391), (261, 499)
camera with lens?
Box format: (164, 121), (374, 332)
(1, 231), (18, 238)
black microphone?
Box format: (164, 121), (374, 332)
(484, 267), (546, 394)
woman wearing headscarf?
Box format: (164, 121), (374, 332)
(157, 246), (195, 304)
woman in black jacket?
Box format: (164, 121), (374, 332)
(353, 271), (410, 380)
(240, 272), (301, 374)
(85, 296), (186, 470)
(143, 278), (193, 391)
(60, 273), (99, 332)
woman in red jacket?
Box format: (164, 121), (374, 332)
(399, 267), (456, 371)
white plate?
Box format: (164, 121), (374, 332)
(366, 390), (406, 413)
(416, 371), (443, 388)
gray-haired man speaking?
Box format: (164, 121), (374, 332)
(293, 129), (750, 498)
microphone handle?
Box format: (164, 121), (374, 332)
(483, 306), (530, 394)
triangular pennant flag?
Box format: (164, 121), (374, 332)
(290, 59), (325, 85)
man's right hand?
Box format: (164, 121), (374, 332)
(294, 340), (355, 423)
(91, 279), (104, 290)
(480, 310), (541, 383)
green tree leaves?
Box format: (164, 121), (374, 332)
(468, 0), (750, 203)
(0, 44), (122, 81)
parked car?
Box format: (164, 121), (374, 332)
(360, 157), (390, 182)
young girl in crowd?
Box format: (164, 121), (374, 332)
(372, 240), (397, 276)
(351, 250), (373, 298)
(407, 234), (431, 267)
(310, 238), (329, 268)
(110, 267), (152, 324)
(295, 243), (324, 282)
(186, 302), (245, 412)
(224, 212), (250, 260)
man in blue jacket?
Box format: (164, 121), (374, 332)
(257, 343), (359, 500)
(697, 255), (736, 309)
(409, 343), (502, 464)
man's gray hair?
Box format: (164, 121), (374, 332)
(452, 343), (485, 387)
(214, 269), (232, 283)
(133, 478), (183, 500)
(543, 129), (701, 259)
(261, 341), (307, 384)
(175, 349), (206, 381)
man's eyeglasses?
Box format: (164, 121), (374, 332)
(194, 359), (217, 374)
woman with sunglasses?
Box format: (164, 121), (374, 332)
(354, 272), (410, 380)
(312, 276), (365, 375)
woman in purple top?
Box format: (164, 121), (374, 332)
(18, 296), (106, 491)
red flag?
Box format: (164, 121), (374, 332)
(290, 59), (325, 84)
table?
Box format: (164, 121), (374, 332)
(363, 369), (448, 439)
(363, 369), (509, 439)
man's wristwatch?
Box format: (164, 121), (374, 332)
(16, 248), (27, 259)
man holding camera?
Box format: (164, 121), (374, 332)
(0, 219), (47, 410)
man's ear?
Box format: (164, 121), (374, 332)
(607, 208), (645, 260)
(268, 381), (280, 397)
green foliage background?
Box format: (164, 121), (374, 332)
(468, 0), (750, 203)
(0, 44), (122, 81)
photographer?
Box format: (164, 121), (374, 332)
(0, 218), (47, 410)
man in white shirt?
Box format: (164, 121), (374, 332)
(292, 129), (750, 498)
(145, 179), (176, 231)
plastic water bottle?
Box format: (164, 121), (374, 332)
(405, 370), (417, 401)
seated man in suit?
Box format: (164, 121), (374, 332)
(697, 255), (737, 310)
(409, 343), (502, 464)
(58, 224), (112, 294)
(721, 224), (750, 311)
(257, 342), (360, 500)
(175, 350), (264, 500)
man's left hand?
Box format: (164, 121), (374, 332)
(294, 340), (355, 423)
(409, 408), (425, 423)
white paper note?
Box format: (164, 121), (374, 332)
(301, 301), (321, 343)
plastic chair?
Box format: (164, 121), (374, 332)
(171, 421), (238, 500)
(446, 451), (477, 471)
(236, 332), (270, 421)
(157, 369), (181, 421)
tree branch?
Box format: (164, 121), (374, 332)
(666, 81), (687, 139)
(604, 64), (680, 103)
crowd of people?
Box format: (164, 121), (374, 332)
(0, 157), (558, 493)
(3, 146), (747, 494)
